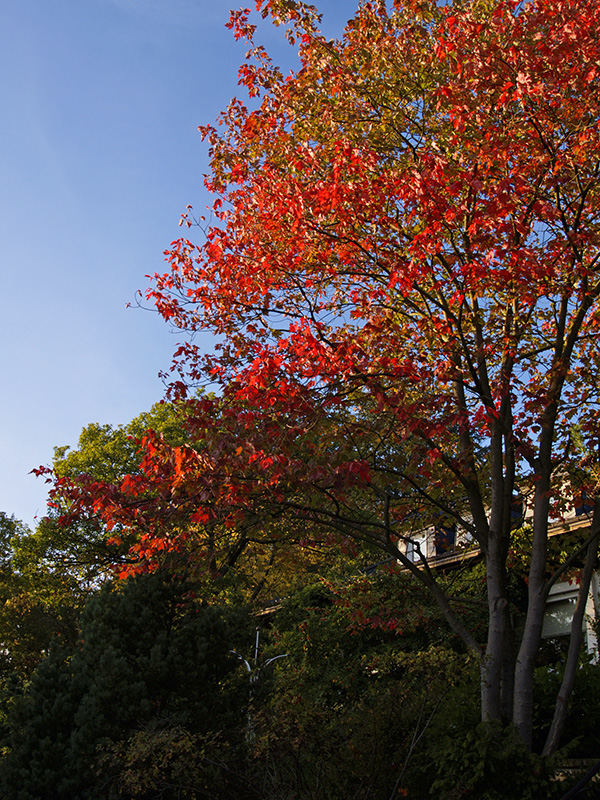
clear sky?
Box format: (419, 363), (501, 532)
(0, 0), (348, 528)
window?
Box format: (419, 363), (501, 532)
(434, 521), (456, 556)
(542, 594), (579, 639)
(406, 535), (427, 562)
(574, 489), (594, 517)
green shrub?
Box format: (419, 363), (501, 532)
(429, 721), (556, 800)
(0, 573), (252, 799)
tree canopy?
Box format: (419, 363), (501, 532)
(42, 0), (600, 754)
(0, 573), (252, 800)
(0, 513), (80, 685)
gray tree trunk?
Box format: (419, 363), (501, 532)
(542, 503), (600, 756)
(512, 478), (551, 748)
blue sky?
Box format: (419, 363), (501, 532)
(0, 0), (348, 528)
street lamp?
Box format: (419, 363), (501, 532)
(230, 627), (288, 743)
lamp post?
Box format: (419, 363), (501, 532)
(230, 627), (288, 743)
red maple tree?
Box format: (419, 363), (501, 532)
(44, 0), (600, 753)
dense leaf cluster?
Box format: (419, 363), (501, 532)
(0, 573), (250, 800)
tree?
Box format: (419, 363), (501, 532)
(45, 0), (600, 754)
(40, 400), (348, 603)
(0, 573), (252, 799)
(253, 574), (483, 800)
(33, 401), (191, 586)
(0, 513), (80, 685)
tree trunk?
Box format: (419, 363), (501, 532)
(482, 546), (509, 722)
(513, 479), (551, 748)
(500, 612), (515, 723)
(542, 502), (600, 756)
